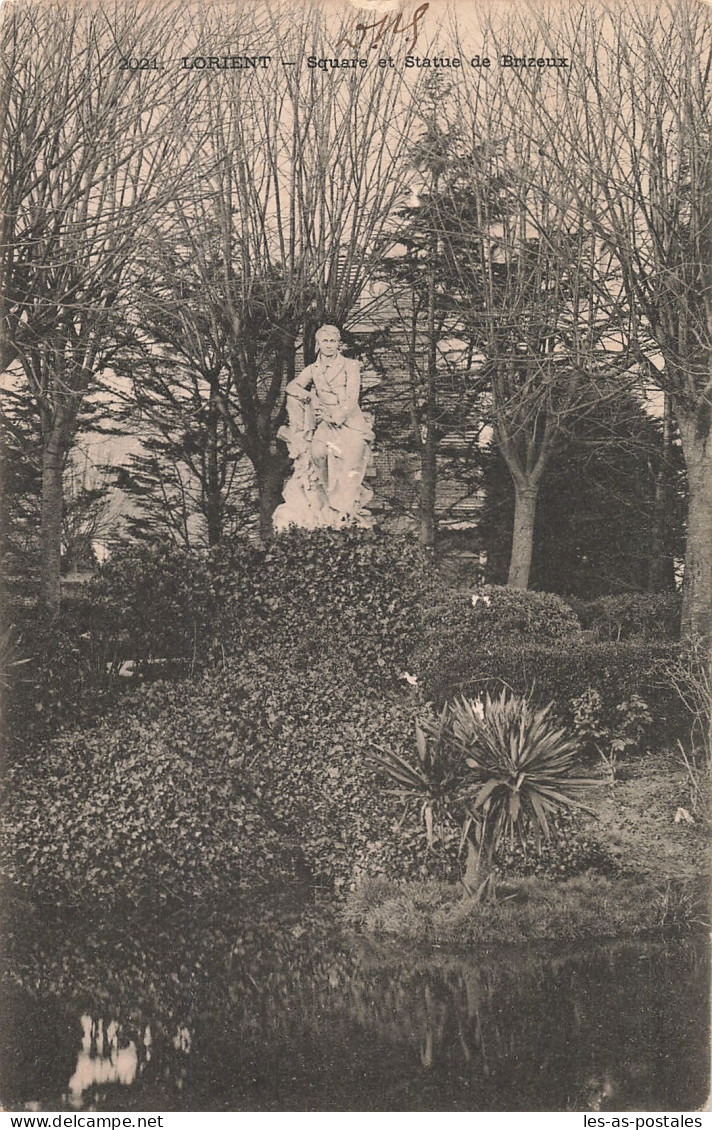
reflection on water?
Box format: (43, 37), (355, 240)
(1, 898), (709, 1112)
(67, 1017), (142, 1108)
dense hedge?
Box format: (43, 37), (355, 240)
(1, 677), (301, 911)
(85, 536), (261, 666)
(2, 532), (695, 911)
(1, 650), (444, 908)
(2, 613), (120, 750)
(415, 585), (583, 695)
(418, 584), (581, 649)
(86, 529), (435, 687)
(218, 527), (436, 684)
(418, 639), (685, 745)
(7, 634), (675, 910)
(4, 529), (435, 749)
(570, 593), (681, 641)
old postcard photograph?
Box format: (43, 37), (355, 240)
(0, 0), (710, 1114)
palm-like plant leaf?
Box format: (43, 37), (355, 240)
(370, 744), (432, 792)
(451, 690), (598, 855)
(371, 708), (463, 851)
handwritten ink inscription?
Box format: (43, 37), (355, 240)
(336, 4), (429, 55)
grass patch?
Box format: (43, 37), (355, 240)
(343, 872), (710, 947)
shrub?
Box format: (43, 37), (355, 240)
(87, 538), (262, 668)
(571, 688), (652, 778)
(576, 593), (681, 641)
(370, 706), (465, 852)
(662, 636), (712, 764)
(415, 585), (582, 692)
(1, 674), (302, 910)
(420, 639), (685, 748)
(220, 648), (437, 886)
(466, 585), (583, 643)
(2, 612), (121, 754)
(88, 529), (437, 688)
(662, 638), (712, 816)
(419, 584), (581, 648)
(1, 647), (440, 907)
(371, 690), (597, 889)
(218, 527), (436, 685)
(450, 691), (596, 851)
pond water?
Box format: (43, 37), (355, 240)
(1, 897), (709, 1112)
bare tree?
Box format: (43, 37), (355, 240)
(1, 0), (190, 613)
(135, 3), (422, 541)
(443, 44), (632, 588)
(520, 0), (712, 634)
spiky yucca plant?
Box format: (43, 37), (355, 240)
(372, 691), (598, 893)
(371, 705), (463, 849)
(450, 691), (598, 871)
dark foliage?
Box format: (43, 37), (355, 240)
(87, 528), (436, 687)
(493, 811), (619, 879)
(571, 593), (682, 641)
(1, 648), (434, 908)
(86, 537), (262, 668)
(476, 396), (685, 598)
(1, 674), (300, 912)
(2, 612), (121, 755)
(415, 584), (582, 691)
(2, 528), (700, 914)
(419, 638), (686, 747)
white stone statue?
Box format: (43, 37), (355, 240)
(273, 325), (375, 531)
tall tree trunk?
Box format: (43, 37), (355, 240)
(257, 448), (290, 544)
(678, 409), (712, 639)
(205, 383), (221, 546)
(303, 320), (317, 368)
(419, 229), (438, 551)
(39, 436), (64, 616)
(419, 424), (437, 551)
(648, 391), (674, 592)
(507, 483), (539, 589)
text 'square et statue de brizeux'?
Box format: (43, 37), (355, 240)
(273, 326), (375, 531)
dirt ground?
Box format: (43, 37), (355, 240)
(581, 751), (710, 884)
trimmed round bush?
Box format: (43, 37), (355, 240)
(467, 585), (583, 643)
(415, 584), (582, 694)
(421, 584), (581, 645)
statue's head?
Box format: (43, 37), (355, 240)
(315, 325), (342, 357)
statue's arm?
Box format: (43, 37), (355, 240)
(285, 369), (313, 401)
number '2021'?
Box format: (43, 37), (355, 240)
(120, 56), (159, 70)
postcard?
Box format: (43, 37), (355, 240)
(1, 0), (710, 1116)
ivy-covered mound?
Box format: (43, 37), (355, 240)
(2, 530), (692, 913)
(2, 645), (645, 912)
(1, 679), (298, 912)
(2, 651), (437, 911)
(86, 527), (436, 686)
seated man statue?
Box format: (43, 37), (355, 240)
(273, 325), (375, 531)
